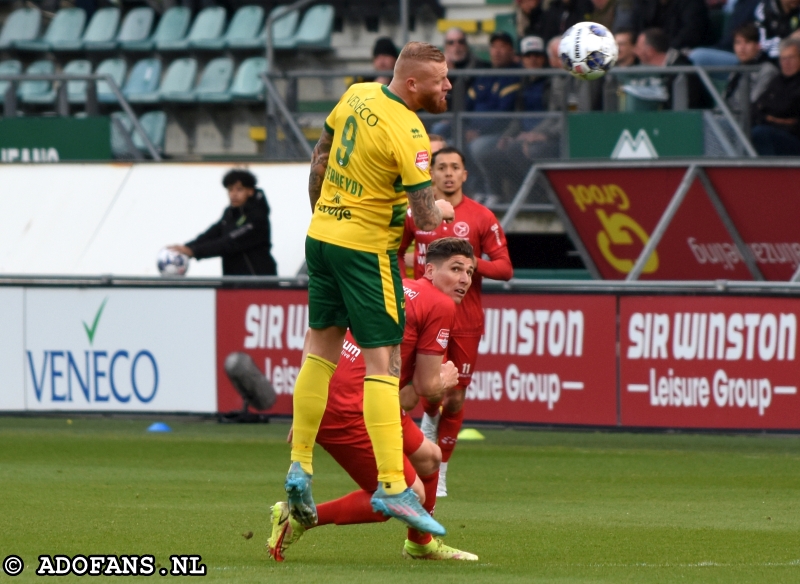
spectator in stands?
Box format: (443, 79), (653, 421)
(169, 169), (277, 276)
(516, 0), (546, 39)
(751, 37), (800, 154)
(371, 37), (399, 84)
(589, 0), (619, 31)
(540, 0), (595, 43)
(429, 133), (447, 154)
(488, 35), (558, 199)
(634, 27), (710, 108)
(465, 31), (523, 193)
(633, 0), (712, 49)
(615, 28), (640, 66)
(724, 23), (779, 112)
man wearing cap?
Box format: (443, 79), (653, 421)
(465, 31), (523, 194)
(349, 37), (399, 86)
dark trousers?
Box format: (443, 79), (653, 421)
(751, 124), (800, 156)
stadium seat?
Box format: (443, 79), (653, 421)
(18, 60), (54, 104)
(157, 58), (197, 101)
(171, 57), (233, 102)
(87, 7), (154, 52)
(95, 58), (128, 103)
(14, 8), (86, 52)
(292, 5), (335, 49)
(0, 8), (41, 49)
(127, 6), (191, 52)
(267, 6), (301, 50)
(83, 7), (122, 51)
(0, 59), (22, 100)
(494, 13), (517, 46)
(62, 60), (93, 104)
(159, 6), (226, 51)
(133, 110), (167, 154)
(110, 110), (167, 158)
(230, 57), (268, 100)
(193, 5), (264, 50)
(123, 58), (162, 103)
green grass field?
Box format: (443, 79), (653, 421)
(1, 416), (799, 583)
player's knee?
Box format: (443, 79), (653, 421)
(443, 390), (465, 413)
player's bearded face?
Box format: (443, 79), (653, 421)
(416, 63), (451, 114)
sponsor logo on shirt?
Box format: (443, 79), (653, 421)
(403, 286), (419, 300)
(436, 328), (450, 349)
(453, 221), (470, 237)
(415, 151), (430, 171)
(491, 223), (502, 245)
(411, 128), (425, 139)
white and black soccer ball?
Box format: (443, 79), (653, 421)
(157, 247), (189, 276)
(558, 22), (618, 81)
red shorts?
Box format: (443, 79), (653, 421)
(317, 410), (424, 492)
(447, 334), (481, 389)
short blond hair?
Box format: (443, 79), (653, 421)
(397, 41), (445, 65)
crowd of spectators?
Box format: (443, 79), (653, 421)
(427, 0), (800, 191)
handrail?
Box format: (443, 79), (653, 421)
(265, 0), (317, 74)
(0, 73), (161, 161)
(260, 72), (314, 159)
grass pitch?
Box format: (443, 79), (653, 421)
(1, 417), (799, 583)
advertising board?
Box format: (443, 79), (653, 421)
(620, 296), (800, 429)
(216, 289), (308, 416)
(0, 288), (25, 410)
(462, 294), (618, 425)
(545, 168), (753, 280)
(24, 289), (217, 412)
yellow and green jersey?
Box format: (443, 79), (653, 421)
(307, 83), (432, 253)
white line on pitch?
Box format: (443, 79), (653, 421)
(627, 384), (649, 392)
(774, 386), (797, 395)
(562, 381), (584, 390)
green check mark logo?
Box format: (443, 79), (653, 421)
(83, 297), (108, 346)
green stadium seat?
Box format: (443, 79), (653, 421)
(0, 60), (22, 98)
(193, 5), (264, 51)
(293, 4), (334, 49)
(194, 57), (235, 102)
(80, 7), (122, 51)
(158, 58), (197, 101)
(88, 7), (154, 52)
(494, 13), (517, 46)
(123, 58), (162, 103)
(18, 60), (54, 104)
(0, 8), (41, 49)
(110, 111), (136, 158)
(133, 110), (167, 154)
(160, 6), (225, 51)
(231, 57), (268, 100)
(14, 8), (86, 52)
(95, 58), (127, 103)
(230, 6), (298, 50)
(127, 6), (191, 52)
(62, 60), (93, 104)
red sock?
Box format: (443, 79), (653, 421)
(315, 490), (388, 527)
(407, 471), (438, 545)
(438, 406), (464, 463)
(420, 396), (441, 417)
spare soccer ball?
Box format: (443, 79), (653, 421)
(157, 248), (189, 276)
(559, 21), (618, 80)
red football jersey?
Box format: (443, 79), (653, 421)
(323, 278), (455, 424)
(399, 196), (512, 336)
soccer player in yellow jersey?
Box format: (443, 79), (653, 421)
(285, 42), (454, 537)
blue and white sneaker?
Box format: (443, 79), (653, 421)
(370, 486), (446, 536)
(284, 462), (317, 527)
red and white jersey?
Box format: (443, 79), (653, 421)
(322, 278), (455, 425)
(399, 196), (512, 336)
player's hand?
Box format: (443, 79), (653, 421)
(435, 199), (455, 223)
(286, 426), (293, 444)
(168, 244), (194, 257)
(441, 360), (459, 391)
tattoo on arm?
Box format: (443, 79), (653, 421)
(308, 131), (333, 210)
(407, 186), (442, 231)
(389, 345), (401, 379)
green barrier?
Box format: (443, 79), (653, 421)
(568, 111), (704, 159)
(0, 117), (111, 162)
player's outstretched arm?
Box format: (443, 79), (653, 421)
(407, 186), (445, 231)
(308, 130), (333, 210)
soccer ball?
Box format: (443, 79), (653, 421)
(157, 248), (189, 276)
(558, 22), (618, 80)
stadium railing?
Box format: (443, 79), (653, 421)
(0, 72), (161, 160)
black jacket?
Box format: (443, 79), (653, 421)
(540, 0), (595, 43)
(753, 0), (800, 59)
(634, 0), (712, 49)
(752, 71), (800, 138)
(186, 189), (278, 276)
